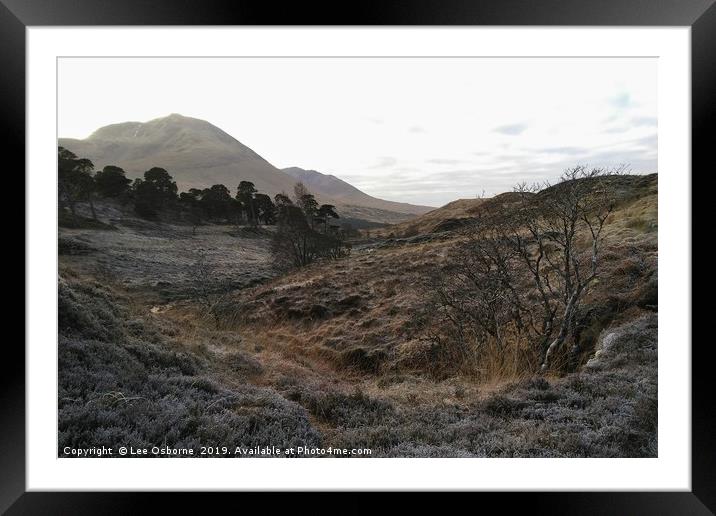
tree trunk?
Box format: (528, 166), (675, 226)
(59, 183), (75, 216)
(249, 201), (256, 226)
(541, 287), (580, 371)
(541, 333), (565, 372)
(87, 194), (97, 220)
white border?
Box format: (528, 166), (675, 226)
(27, 27), (691, 491)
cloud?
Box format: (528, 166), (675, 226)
(427, 158), (464, 165)
(604, 126), (630, 134)
(602, 114), (620, 123)
(631, 116), (657, 127)
(494, 123), (528, 136)
(369, 156), (397, 169)
(538, 146), (588, 156)
(348, 144), (657, 207)
(632, 133), (658, 148)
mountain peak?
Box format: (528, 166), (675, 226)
(153, 113), (207, 125)
(87, 113), (230, 142)
(62, 115), (275, 191)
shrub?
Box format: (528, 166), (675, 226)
(58, 275), (321, 455)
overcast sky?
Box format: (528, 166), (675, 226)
(59, 57), (657, 207)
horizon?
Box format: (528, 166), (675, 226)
(58, 57), (657, 207)
(59, 111), (658, 209)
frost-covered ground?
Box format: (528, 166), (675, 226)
(57, 192), (657, 458)
(59, 219), (275, 302)
(58, 262), (657, 457)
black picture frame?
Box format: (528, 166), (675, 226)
(4, 0), (711, 512)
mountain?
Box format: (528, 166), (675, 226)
(282, 167), (433, 216)
(59, 114), (431, 223)
(59, 113), (296, 195)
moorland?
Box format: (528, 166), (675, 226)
(58, 115), (658, 457)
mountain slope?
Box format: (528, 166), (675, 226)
(372, 197), (489, 237)
(374, 173), (658, 238)
(59, 113), (297, 195)
(283, 167), (433, 215)
(59, 114), (430, 224)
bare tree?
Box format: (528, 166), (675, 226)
(531, 166), (619, 370)
(270, 204), (350, 270)
(190, 251), (232, 328)
(293, 182), (310, 206)
(428, 165), (620, 374)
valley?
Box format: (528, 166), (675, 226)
(58, 173), (658, 457)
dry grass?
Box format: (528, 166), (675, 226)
(57, 174), (658, 457)
(370, 198), (487, 238)
(221, 176), (656, 381)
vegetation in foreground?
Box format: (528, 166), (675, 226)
(58, 160), (657, 457)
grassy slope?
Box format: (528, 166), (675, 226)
(375, 173), (657, 238)
(58, 174), (657, 457)
(370, 198), (487, 237)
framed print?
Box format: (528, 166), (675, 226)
(5, 0), (713, 512)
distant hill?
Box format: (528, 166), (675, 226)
(376, 173), (658, 238)
(283, 167), (433, 216)
(58, 114), (429, 224)
(372, 197), (489, 237)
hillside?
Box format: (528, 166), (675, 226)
(231, 174), (657, 359)
(372, 198), (487, 237)
(60, 114), (294, 195)
(376, 173), (657, 238)
(57, 173), (658, 457)
(283, 167), (433, 216)
(59, 114), (428, 224)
